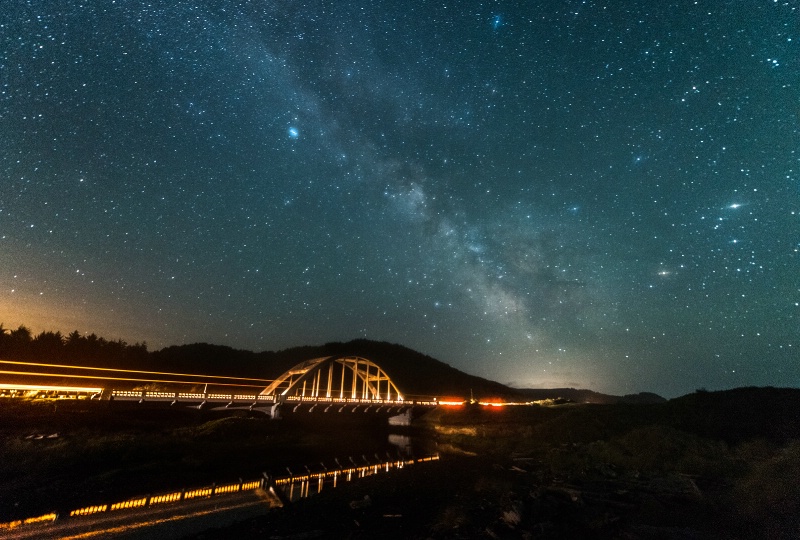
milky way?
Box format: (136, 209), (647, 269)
(1, 1), (798, 396)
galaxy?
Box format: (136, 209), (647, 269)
(1, 1), (797, 397)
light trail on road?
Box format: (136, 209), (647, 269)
(0, 370), (269, 389)
(0, 383), (103, 393)
(0, 360), (273, 383)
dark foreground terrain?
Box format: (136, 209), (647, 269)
(1, 387), (799, 539)
(197, 387), (800, 540)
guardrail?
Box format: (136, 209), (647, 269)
(108, 390), (273, 402)
(108, 390), (440, 408)
(110, 390), (423, 404)
(0, 383), (102, 400)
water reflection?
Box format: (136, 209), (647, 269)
(273, 454), (439, 503)
(388, 433), (412, 454)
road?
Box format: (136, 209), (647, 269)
(1, 489), (281, 540)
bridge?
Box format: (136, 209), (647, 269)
(0, 356), (441, 420)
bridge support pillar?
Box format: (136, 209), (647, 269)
(269, 403), (282, 420)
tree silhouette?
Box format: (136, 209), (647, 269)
(0, 323), (148, 368)
(32, 331), (65, 362)
(8, 326), (33, 359)
(0, 324), (9, 359)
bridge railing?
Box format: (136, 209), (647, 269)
(282, 395), (409, 405)
(109, 390), (273, 403)
(107, 390), (439, 407)
(1, 383), (102, 400)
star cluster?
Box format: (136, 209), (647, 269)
(1, 1), (798, 397)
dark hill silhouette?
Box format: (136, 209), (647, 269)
(148, 343), (262, 375)
(666, 386), (800, 444)
(1, 323), (666, 403)
(147, 339), (666, 403)
(149, 340), (517, 399)
(513, 387), (666, 405)
(276, 340), (515, 399)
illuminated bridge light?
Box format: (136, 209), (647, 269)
(145, 392), (174, 398)
(478, 401), (506, 407)
(0, 513), (57, 530)
(214, 483), (240, 495)
(184, 488), (212, 500)
(110, 498), (147, 511)
(149, 492), (182, 505)
(70, 504), (108, 517)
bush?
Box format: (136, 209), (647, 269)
(731, 440), (800, 539)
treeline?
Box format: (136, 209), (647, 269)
(0, 324), (148, 367)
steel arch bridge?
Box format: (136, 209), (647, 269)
(254, 356), (439, 419)
(0, 356), (439, 419)
(261, 356), (404, 402)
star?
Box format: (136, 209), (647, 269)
(0, 0), (795, 399)
(492, 15), (502, 30)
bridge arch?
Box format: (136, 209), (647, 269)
(260, 356), (404, 401)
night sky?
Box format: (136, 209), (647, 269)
(2, 1), (798, 397)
